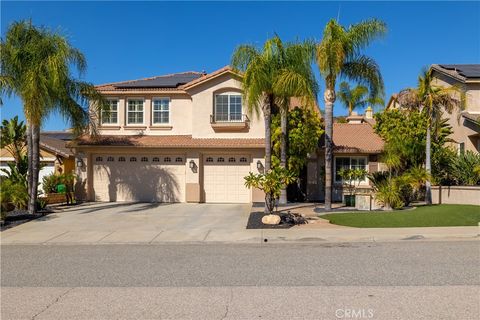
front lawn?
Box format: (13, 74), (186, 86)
(323, 204), (480, 228)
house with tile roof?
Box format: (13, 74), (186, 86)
(71, 66), (386, 204)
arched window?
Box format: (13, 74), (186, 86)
(107, 156), (114, 162)
(118, 156), (126, 162)
(152, 157), (160, 162)
(217, 157), (225, 162)
(130, 157), (137, 162)
(228, 157), (236, 163)
(164, 157), (171, 162)
(175, 157), (183, 163)
(141, 157), (148, 162)
(206, 157), (213, 163)
(239, 157), (248, 163)
(95, 156), (103, 162)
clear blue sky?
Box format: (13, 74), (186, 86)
(1, 1), (479, 130)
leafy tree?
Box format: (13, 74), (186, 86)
(0, 116), (26, 165)
(232, 36), (317, 205)
(0, 21), (106, 214)
(316, 18), (386, 210)
(395, 68), (464, 204)
(337, 81), (384, 115)
(271, 106), (323, 176)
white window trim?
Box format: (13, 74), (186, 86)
(214, 92), (243, 122)
(100, 98), (119, 126)
(126, 98), (145, 126)
(151, 97), (171, 126)
(334, 156), (369, 184)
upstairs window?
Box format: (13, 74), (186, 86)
(152, 98), (170, 124)
(127, 99), (144, 124)
(214, 94), (242, 122)
(101, 99), (118, 124)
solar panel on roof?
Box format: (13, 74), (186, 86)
(114, 73), (203, 88)
(439, 64), (480, 78)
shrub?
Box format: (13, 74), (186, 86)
(373, 178), (404, 210)
(1, 178), (28, 211)
(42, 174), (61, 194)
(450, 151), (480, 185)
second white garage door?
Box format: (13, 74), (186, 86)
(203, 155), (251, 203)
(93, 154), (185, 202)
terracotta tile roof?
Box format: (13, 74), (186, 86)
(71, 135), (265, 149)
(329, 123), (384, 154)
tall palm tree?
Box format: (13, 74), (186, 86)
(1, 20), (105, 214)
(0, 116), (26, 165)
(232, 36), (317, 206)
(337, 81), (384, 115)
(316, 19), (386, 210)
(396, 68), (464, 204)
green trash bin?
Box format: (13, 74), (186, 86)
(56, 184), (66, 194)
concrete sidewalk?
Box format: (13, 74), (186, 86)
(2, 225), (478, 245)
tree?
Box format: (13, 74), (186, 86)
(0, 20), (105, 214)
(316, 18), (386, 210)
(337, 81), (384, 115)
(396, 68), (464, 204)
(232, 35), (317, 206)
(0, 116), (26, 165)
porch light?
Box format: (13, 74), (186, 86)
(76, 158), (84, 168)
(189, 160), (195, 169)
(256, 160), (263, 171)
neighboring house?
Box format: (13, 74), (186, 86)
(0, 131), (75, 191)
(387, 64), (480, 153)
(70, 66), (266, 203)
(306, 110), (385, 202)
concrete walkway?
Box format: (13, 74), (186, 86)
(1, 202), (478, 244)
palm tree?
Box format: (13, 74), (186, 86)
(232, 36), (317, 206)
(0, 116), (26, 165)
(1, 21), (105, 214)
(337, 81), (384, 115)
(316, 19), (386, 210)
(396, 68), (464, 204)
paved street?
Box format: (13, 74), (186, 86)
(2, 241), (479, 319)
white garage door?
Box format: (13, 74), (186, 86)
(203, 155), (251, 203)
(93, 155), (185, 202)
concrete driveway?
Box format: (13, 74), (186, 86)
(0, 202), (255, 244)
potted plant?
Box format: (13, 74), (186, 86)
(338, 168), (367, 207)
(244, 167), (295, 224)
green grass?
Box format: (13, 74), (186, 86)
(323, 204), (480, 228)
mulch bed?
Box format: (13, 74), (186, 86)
(1, 209), (53, 232)
(246, 211), (308, 229)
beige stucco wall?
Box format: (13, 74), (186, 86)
(432, 185), (480, 205)
(92, 72), (265, 140)
(432, 72), (480, 152)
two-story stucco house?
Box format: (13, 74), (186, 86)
(71, 66), (266, 204)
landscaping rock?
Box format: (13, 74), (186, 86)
(262, 214), (281, 225)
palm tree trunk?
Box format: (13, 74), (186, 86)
(425, 123), (432, 205)
(28, 123), (40, 214)
(324, 89), (335, 211)
(26, 123), (34, 214)
(279, 106), (288, 204)
(263, 95), (273, 213)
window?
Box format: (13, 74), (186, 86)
(228, 157), (236, 163)
(101, 100), (118, 124)
(152, 157), (160, 162)
(141, 157), (148, 162)
(95, 156), (103, 162)
(107, 156), (114, 162)
(239, 157), (248, 163)
(127, 99), (144, 124)
(214, 94), (242, 122)
(164, 157), (171, 162)
(118, 157), (126, 162)
(334, 157), (368, 182)
(217, 157), (225, 162)
(130, 157), (137, 162)
(206, 157), (213, 163)
(175, 157), (183, 163)
(458, 142), (465, 155)
(152, 98), (170, 124)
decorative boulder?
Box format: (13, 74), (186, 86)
(262, 214), (281, 225)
